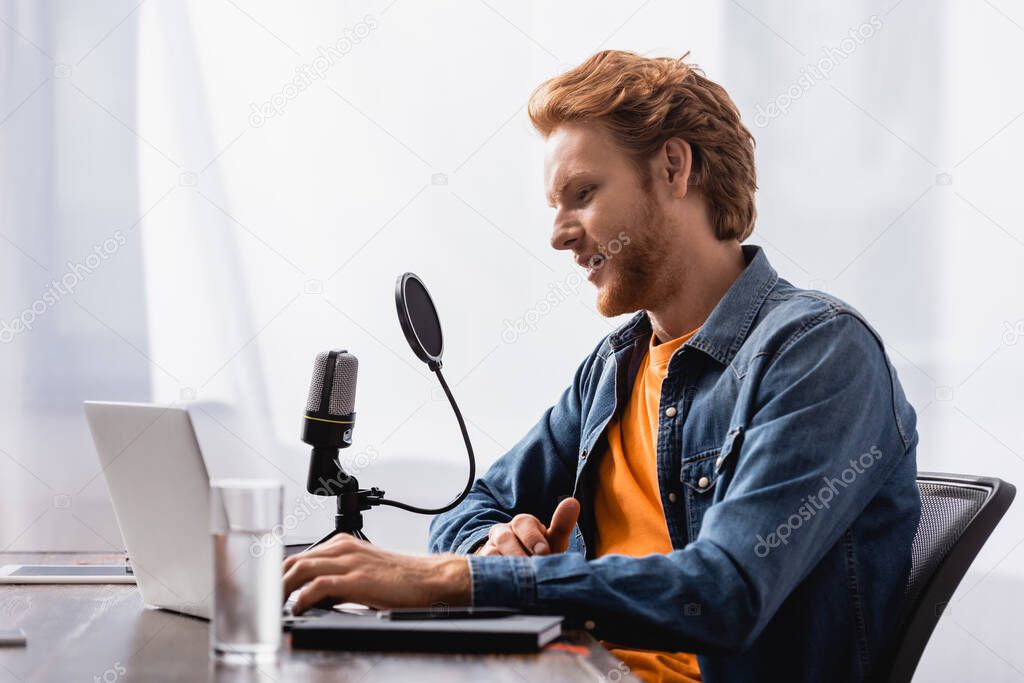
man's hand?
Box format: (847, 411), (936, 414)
(283, 535), (470, 615)
(477, 497), (580, 557)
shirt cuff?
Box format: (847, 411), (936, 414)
(455, 529), (491, 555)
(466, 555), (537, 608)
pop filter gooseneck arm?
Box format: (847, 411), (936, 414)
(370, 272), (477, 516)
(374, 360), (475, 514)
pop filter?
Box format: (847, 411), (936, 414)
(395, 272), (444, 369)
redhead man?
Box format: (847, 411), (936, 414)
(284, 51), (920, 683)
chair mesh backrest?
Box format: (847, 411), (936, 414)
(906, 482), (989, 606)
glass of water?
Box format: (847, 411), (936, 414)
(210, 479), (284, 664)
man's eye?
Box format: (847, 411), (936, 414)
(577, 187), (595, 203)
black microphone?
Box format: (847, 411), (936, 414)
(301, 350), (358, 496)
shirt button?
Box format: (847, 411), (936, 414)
(698, 476), (710, 488)
(668, 492), (678, 503)
(664, 406), (678, 418)
(715, 456), (724, 470)
(584, 619), (596, 631)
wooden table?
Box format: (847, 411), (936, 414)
(0, 553), (636, 682)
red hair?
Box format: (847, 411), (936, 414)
(528, 50), (757, 241)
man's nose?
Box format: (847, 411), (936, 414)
(550, 218), (583, 251)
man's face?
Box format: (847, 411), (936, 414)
(544, 123), (674, 317)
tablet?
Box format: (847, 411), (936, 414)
(0, 564), (137, 584)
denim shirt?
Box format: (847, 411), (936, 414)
(428, 245), (920, 682)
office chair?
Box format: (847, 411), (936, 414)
(883, 472), (1015, 682)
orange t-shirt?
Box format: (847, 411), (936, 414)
(593, 326), (702, 683)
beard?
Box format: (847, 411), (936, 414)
(594, 194), (676, 317)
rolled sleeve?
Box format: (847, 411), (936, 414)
(467, 555), (537, 608)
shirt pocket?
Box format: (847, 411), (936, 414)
(680, 425), (744, 541)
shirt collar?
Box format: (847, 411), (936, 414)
(607, 244), (778, 366)
(649, 323), (701, 368)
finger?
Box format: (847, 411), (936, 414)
(283, 534), (358, 572)
(293, 575), (347, 615)
(283, 556), (335, 598)
(283, 536), (349, 572)
(478, 539), (518, 557)
(488, 524), (530, 556)
(283, 556), (354, 598)
(545, 497), (581, 552)
(477, 543), (502, 557)
(510, 514), (551, 555)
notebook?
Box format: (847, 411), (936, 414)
(290, 612), (563, 653)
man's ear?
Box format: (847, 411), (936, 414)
(659, 137), (694, 199)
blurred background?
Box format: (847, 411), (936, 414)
(1, 1), (1022, 679)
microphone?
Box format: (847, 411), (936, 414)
(302, 350), (358, 496)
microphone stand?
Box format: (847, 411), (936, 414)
(304, 444), (383, 548)
(304, 466), (380, 547)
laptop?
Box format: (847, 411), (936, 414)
(84, 402), (217, 619)
(84, 401), (331, 623)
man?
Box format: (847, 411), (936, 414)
(283, 50), (920, 682)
